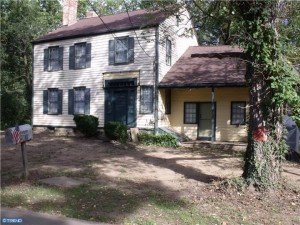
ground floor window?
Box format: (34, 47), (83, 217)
(140, 86), (153, 114)
(68, 87), (90, 115)
(184, 103), (197, 124)
(43, 88), (62, 115)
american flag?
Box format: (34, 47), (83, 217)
(12, 124), (21, 144)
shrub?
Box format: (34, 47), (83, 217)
(104, 121), (128, 143)
(137, 132), (179, 148)
(73, 115), (99, 137)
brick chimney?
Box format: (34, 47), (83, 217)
(63, 0), (78, 26)
(86, 11), (98, 18)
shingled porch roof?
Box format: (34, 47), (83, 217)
(159, 46), (248, 88)
(33, 9), (167, 44)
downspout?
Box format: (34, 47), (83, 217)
(211, 87), (215, 142)
(154, 26), (159, 134)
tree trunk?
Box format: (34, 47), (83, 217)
(233, 0), (285, 188)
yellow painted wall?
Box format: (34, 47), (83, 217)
(162, 87), (249, 142)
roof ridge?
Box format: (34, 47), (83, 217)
(79, 8), (147, 21)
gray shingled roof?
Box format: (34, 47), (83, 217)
(159, 46), (247, 88)
(33, 9), (167, 44)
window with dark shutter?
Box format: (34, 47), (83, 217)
(43, 88), (63, 115)
(140, 86), (153, 114)
(231, 102), (246, 125)
(108, 37), (134, 65)
(69, 43), (91, 70)
(184, 103), (197, 124)
(166, 39), (172, 66)
(74, 87), (85, 114)
(44, 46), (63, 71)
(70, 87), (91, 115)
(115, 38), (128, 64)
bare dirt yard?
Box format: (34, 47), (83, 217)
(1, 131), (300, 225)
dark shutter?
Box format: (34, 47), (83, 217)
(86, 43), (91, 68)
(69, 46), (75, 70)
(43, 90), (48, 114)
(58, 89), (63, 114)
(59, 47), (64, 70)
(68, 89), (74, 115)
(128, 37), (134, 63)
(165, 89), (171, 114)
(85, 88), (90, 114)
(44, 49), (49, 71)
(108, 40), (115, 65)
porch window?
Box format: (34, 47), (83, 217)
(231, 102), (246, 125)
(184, 102), (197, 124)
(140, 86), (153, 114)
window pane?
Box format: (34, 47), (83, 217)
(231, 102), (246, 125)
(48, 89), (58, 114)
(185, 103), (197, 123)
(75, 44), (86, 69)
(49, 47), (59, 71)
(166, 39), (171, 65)
(74, 88), (85, 114)
(115, 38), (128, 63)
(141, 86), (153, 114)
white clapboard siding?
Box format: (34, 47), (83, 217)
(33, 12), (197, 129)
(157, 11), (198, 127)
(33, 28), (157, 128)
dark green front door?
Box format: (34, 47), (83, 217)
(105, 79), (137, 127)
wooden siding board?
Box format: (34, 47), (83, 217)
(33, 28), (156, 128)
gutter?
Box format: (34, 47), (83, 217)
(158, 83), (248, 88)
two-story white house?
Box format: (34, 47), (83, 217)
(32, 0), (198, 132)
(33, 1), (250, 142)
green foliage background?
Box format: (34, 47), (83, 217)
(1, 0), (62, 129)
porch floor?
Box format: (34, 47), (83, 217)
(181, 141), (247, 153)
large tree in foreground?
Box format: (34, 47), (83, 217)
(231, 0), (300, 188)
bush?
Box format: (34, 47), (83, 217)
(104, 121), (128, 143)
(73, 115), (99, 137)
(137, 132), (179, 148)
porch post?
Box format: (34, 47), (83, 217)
(211, 87), (215, 142)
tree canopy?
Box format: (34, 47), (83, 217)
(1, 0), (62, 129)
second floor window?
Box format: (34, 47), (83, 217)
(109, 37), (134, 65)
(69, 42), (91, 70)
(44, 46), (63, 71)
(166, 39), (172, 66)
